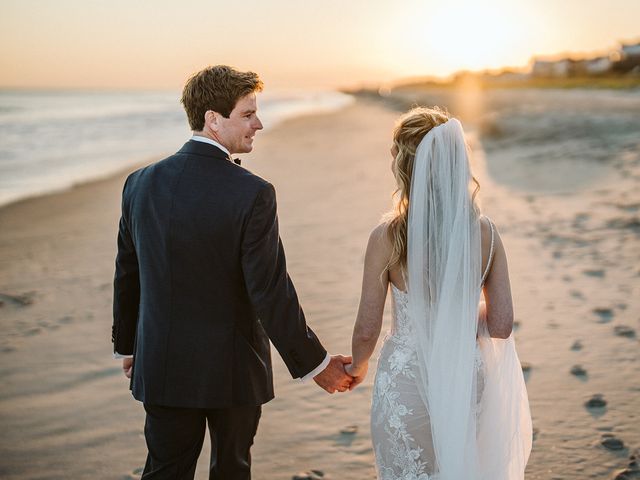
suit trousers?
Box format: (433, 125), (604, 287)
(141, 403), (262, 480)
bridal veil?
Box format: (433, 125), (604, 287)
(405, 118), (532, 480)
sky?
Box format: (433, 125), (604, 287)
(1, 0), (638, 90)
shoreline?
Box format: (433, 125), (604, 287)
(0, 97), (638, 480)
(0, 93), (356, 212)
(0, 157), (157, 213)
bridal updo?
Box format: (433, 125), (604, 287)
(385, 106), (480, 270)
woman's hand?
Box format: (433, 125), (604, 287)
(345, 362), (368, 391)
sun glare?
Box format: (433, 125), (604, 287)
(420, 2), (525, 74)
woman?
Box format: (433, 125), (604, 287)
(346, 107), (532, 480)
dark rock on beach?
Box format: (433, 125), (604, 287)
(571, 339), (584, 351)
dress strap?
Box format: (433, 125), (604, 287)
(481, 216), (496, 286)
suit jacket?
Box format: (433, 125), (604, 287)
(112, 140), (327, 408)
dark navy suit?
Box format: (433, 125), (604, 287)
(112, 140), (326, 478)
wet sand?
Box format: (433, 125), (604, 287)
(0, 96), (638, 479)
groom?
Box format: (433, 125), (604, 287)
(112, 65), (353, 479)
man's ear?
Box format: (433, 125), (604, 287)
(205, 110), (220, 132)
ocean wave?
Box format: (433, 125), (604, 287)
(0, 89), (354, 207)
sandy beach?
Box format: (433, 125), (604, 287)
(1, 95), (639, 479)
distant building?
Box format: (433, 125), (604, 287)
(584, 56), (612, 74)
(621, 42), (640, 58)
(527, 41), (640, 78)
(532, 58), (573, 77)
(612, 41), (640, 73)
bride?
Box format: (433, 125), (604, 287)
(346, 107), (532, 479)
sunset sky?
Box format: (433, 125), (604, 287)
(1, 0), (638, 90)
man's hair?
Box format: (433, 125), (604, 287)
(181, 65), (264, 131)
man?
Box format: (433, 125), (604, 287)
(112, 65), (353, 479)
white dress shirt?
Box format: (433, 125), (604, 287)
(190, 135), (231, 157)
(114, 136), (330, 382)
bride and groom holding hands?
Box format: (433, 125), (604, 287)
(112, 65), (532, 480)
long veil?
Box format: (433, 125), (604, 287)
(405, 118), (531, 480)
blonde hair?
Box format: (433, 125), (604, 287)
(385, 106), (481, 270)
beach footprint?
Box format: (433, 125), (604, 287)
(583, 269), (606, 278)
(600, 433), (626, 452)
(592, 307), (614, 323)
(570, 364), (588, 381)
(584, 394), (607, 418)
(0, 292), (35, 307)
(57, 315), (74, 325)
(336, 425), (358, 447)
(613, 325), (636, 338)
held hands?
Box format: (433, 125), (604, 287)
(344, 362), (368, 391)
(313, 354), (355, 394)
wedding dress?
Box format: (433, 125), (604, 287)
(370, 119), (531, 480)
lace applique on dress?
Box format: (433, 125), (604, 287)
(371, 283), (485, 480)
(371, 284), (432, 480)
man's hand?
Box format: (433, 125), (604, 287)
(122, 358), (133, 379)
(345, 362), (368, 391)
(313, 354), (353, 394)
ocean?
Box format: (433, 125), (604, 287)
(0, 89), (354, 207)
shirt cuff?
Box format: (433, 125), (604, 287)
(299, 352), (331, 383)
(113, 352), (134, 359)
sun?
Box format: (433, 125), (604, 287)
(407, 1), (528, 75)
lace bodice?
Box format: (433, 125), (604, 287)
(388, 215), (495, 343)
(388, 283), (414, 345)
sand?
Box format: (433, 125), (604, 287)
(0, 96), (638, 479)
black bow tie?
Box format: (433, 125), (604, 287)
(233, 158), (241, 166)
